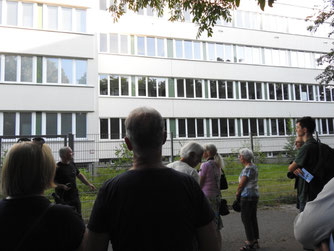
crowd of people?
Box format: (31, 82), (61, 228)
(0, 108), (332, 251)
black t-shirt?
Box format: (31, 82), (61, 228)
(55, 161), (80, 199)
(0, 196), (85, 251)
(88, 167), (214, 251)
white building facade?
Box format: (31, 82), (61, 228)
(0, 0), (333, 162)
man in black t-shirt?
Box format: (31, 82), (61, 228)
(54, 146), (96, 216)
(86, 107), (220, 251)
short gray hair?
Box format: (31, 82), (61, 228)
(239, 148), (254, 163)
(180, 142), (204, 160)
(59, 147), (71, 159)
(125, 107), (165, 153)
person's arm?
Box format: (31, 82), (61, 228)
(74, 229), (87, 251)
(85, 230), (109, 251)
(77, 173), (96, 190)
(236, 176), (248, 198)
(54, 182), (71, 190)
(196, 220), (221, 251)
(288, 162), (303, 176)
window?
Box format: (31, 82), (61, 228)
(62, 8), (72, 31)
(264, 49), (272, 65)
(240, 81), (247, 99)
(110, 75), (119, 96)
(276, 83), (282, 100)
(21, 56), (33, 82)
(120, 35), (128, 54)
(177, 79), (184, 97)
(61, 113), (72, 135)
(322, 118), (328, 134)
(47, 6), (58, 30)
(22, 3), (33, 27)
(100, 75), (108, 95)
(195, 80), (202, 98)
(186, 79), (194, 98)
(157, 78), (166, 97)
(271, 119), (277, 135)
(138, 77), (146, 96)
(137, 37), (145, 55)
(248, 82), (255, 99)
(256, 82), (262, 99)
(218, 81), (226, 99)
(178, 119), (186, 137)
(283, 84), (289, 100)
(148, 77), (157, 97)
(253, 47), (261, 64)
(76, 113), (87, 137)
(184, 41), (193, 59)
(227, 81), (234, 99)
(329, 119), (334, 134)
(61, 59), (73, 84)
(258, 119), (265, 135)
(295, 84), (301, 100)
(20, 112), (31, 135)
(110, 118), (120, 139)
(100, 119), (108, 139)
(187, 119), (196, 137)
(147, 37), (155, 56)
(278, 118), (285, 135)
(242, 119), (249, 136)
(237, 46), (245, 63)
(325, 86), (331, 101)
(37, 57), (42, 83)
(5, 55), (17, 81)
(100, 34), (107, 52)
(175, 40), (183, 58)
(46, 113), (57, 135)
(7, 1), (18, 26)
(47, 58), (58, 83)
(4, 112), (16, 136)
(197, 119), (204, 137)
(250, 118), (257, 135)
(224, 44), (233, 62)
(157, 38), (165, 57)
(229, 119), (235, 136)
(216, 44), (224, 61)
(220, 118), (228, 137)
(208, 43), (215, 61)
(75, 9), (86, 32)
(308, 85), (314, 101)
(268, 83), (275, 100)
(121, 76), (129, 96)
(301, 85), (308, 101)
(210, 80), (217, 98)
(212, 119), (219, 137)
(76, 60), (87, 84)
(109, 33), (118, 53)
(194, 42), (201, 60)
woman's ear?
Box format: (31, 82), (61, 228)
(124, 137), (133, 151)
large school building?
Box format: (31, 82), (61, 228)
(0, 0), (333, 162)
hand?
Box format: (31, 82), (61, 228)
(89, 184), (96, 191)
(293, 168), (303, 177)
(59, 184), (71, 191)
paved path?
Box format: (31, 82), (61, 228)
(221, 204), (302, 251)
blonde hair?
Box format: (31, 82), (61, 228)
(204, 144), (224, 169)
(1, 142), (56, 197)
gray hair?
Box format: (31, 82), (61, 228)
(239, 148), (254, 163)
(204, 144), (224, 169)
(59, 147), (71, 159)
(180, 142), (204, 160)
(125, 107), (165, 154)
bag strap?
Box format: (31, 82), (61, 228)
(15, 204), (54, 251)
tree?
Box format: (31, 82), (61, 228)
(109, 0), (274, 37)
(307, 0), (334, 85)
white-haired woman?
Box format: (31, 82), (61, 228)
(199, 144), (224, 247)
(236, 148), (259, 251)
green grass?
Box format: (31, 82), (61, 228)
(45, 163), (296, 221)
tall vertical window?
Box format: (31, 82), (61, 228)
(208, 43), (215, 61)
(194, 42), (201, 60)
(227, 81), (234, 98)
(250, 118), (257, 135)
(225, 44), (233, 62)
(328, 119), (334, 134)
(61, 113), (72, 135)
(61, 59), (73, 84)
(148, 77), (157, 97)
(237, 46), (245, 63)
(186, 79), (194, 98)
(218, 80), (226, 99)
(0, 0), (2, 25)
(106, 33), (117, 53)
(211, 119), (219, 137)
(295, 84), (301, 100)
(157, 38), (165, 57)
(22, 3), (33, 27)
(76, 60), (87, 84)
(137, 37), (145, 55)
(321, 119), (328, 134)
(121, 76), (129, 96)
(258, 119), (265, 135)
(138, 77), (146, 96)
(37, 4), (43, 29)
(177, 79), (184, 97)
(229, 119), (235, 136)
(100, 34), (107, 52)
(76, 9), (86, 32)
(240, 82), (247, 99)
(175, 40), (183, 58)
(46, 113), (57, 135)
(157, 78), (166, 97)
(187, 119), (196, 137)
(4, 112), (16, 136)
(62, 8), (72, 31)
(283, 84), (289, 100)
(37, 56), (43, 83)
(276, 83), (282, 100)
(47, 58), (58, 83)
(5, 55), (17, 81)
(47, 6), (58, 30)
(268, 83), (275, 100)
(248, 82), (255, 99)
(120, 35), (128, 54)
(184, 41), (193, 59)
(242, 119), (249, 136)
(7, 1), (18, 26)
(100, 75), (108, 95)
(76, 113), (87, 137)
(271, 119), (277, 135)
(256, 82), (262, 99)
(197, 119), (204, 137)
(100, 119), (108, 139)
(278, 119), (285, 135)
(110, 118), (120, 139)
(178, 119), (186, 137)
(21, 56), (33, 82)
(108, 75), (118, 96)
(220, 118), (228, 137)
(210, 80), (217, 98)
(216, 44), (224, 61)
(195, 80), (202, 98)
(147, 37), (155, 56)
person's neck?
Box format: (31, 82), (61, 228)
(303, 134), (313, 142)
(132, 151), (165, 169)
(61, 159), (70, 164)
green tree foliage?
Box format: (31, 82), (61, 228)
(113, 142), (133, 167)
(109, 0), (274, 37)
(283, 119), (296, 162)
(307, 0), (334, 85)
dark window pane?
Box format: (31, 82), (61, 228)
(178, 119), (186, 137)
(76, 113), (87, 138)
(242, 119), (249, 136)
(271, 119), (277, 135)
(100, 119), (108, 139)
(121, 119), (126, 138)
(283, 84), (289, 100)
(20, 112), (31, 135)
(61, 113), (72, 135)
(158, 78), (166, 97)
(278, 118), (285, 135)
(295, 84), (301, 100)
(269, 83), (275, 100)
(328, 119), (334, 134)
(319, 86), (325, 101)
(276, 83), (282, 100)
(220, 118), (228, 137)
(110, 118), (120, 139)
(197, 119), (204, 137)
(218, 80), (226, 99)
(100, 75), (108, 95)
(256, 82), (262, 99)
(195, 80), (202, 98)
(240, 82), (247, 99)
(258, 119), (264, 135)
(210, 80), (217, 98)
(285, 119), (292, 135)
(322, 119), (327, 134)
(121, 77), (129, 96)
(301, 85), (308, 101)
(110, 75), (119, 96)
(248, 82), (255, 99)
(308, 85), (314, 101)
(148, 77), (157, 97)
(326, 87), (331, 101)
(229, 119), (235, 136)
(177, 79), (184, 97)
(227, 81), (233, 98)
(138, 77), (146, 96)
(250, 118), (257, 135)
(212, 119), (218, 137)
(37, 57), (43, 83)
(187, 118), (195, 137)
(4, 112), (16, 136)
(46, 113), (57, 135)
(186, 79), (194, 98)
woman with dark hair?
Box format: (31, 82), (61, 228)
(0, 142), (85, 251)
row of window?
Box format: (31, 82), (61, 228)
(100, 117), (334, 140)
(0, 112), (87, 138)
(0, 0), (86, 32)
(99, 34), (326, 69)
(99, 2), (330, 39)
(99, 75), (334, 102)
(0, 55), (88, 85)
